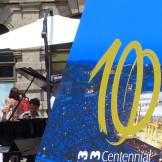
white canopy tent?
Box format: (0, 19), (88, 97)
(0, 15), (80, 50)
(0, 15), (80, 114)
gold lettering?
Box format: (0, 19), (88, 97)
(89, 39), (161, 145)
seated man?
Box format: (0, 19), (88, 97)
(19, 98), (42, 119)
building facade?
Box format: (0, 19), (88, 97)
(0, 0), (85, 117)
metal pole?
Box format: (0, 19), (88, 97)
(76, 0), (80, 13)
(41, 9), (53, 114)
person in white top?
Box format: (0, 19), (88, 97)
(50, 96), (55, 109)
(19, 98), (42, 119)
(50, 88), (56, 110)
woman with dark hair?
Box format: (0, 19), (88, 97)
(9, 87), (20, 101)
(2, 87), (23, 121)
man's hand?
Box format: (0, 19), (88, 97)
(2, 107), (10, 114)
(23, 114), (30, 120)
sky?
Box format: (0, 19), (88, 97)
(69, 0), (162, 63)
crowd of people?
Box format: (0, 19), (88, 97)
(1, 87), (42, 121)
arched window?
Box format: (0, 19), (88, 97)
(0, 24), (9, 35)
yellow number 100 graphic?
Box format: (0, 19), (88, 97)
(89, 39), (161, 145)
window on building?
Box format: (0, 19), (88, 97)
(0, 50), (15, 82)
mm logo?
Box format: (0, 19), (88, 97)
(89, 39), (161, 145)
(78, 151), (101, 160)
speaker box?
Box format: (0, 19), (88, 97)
(9, 137), (41, 157)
